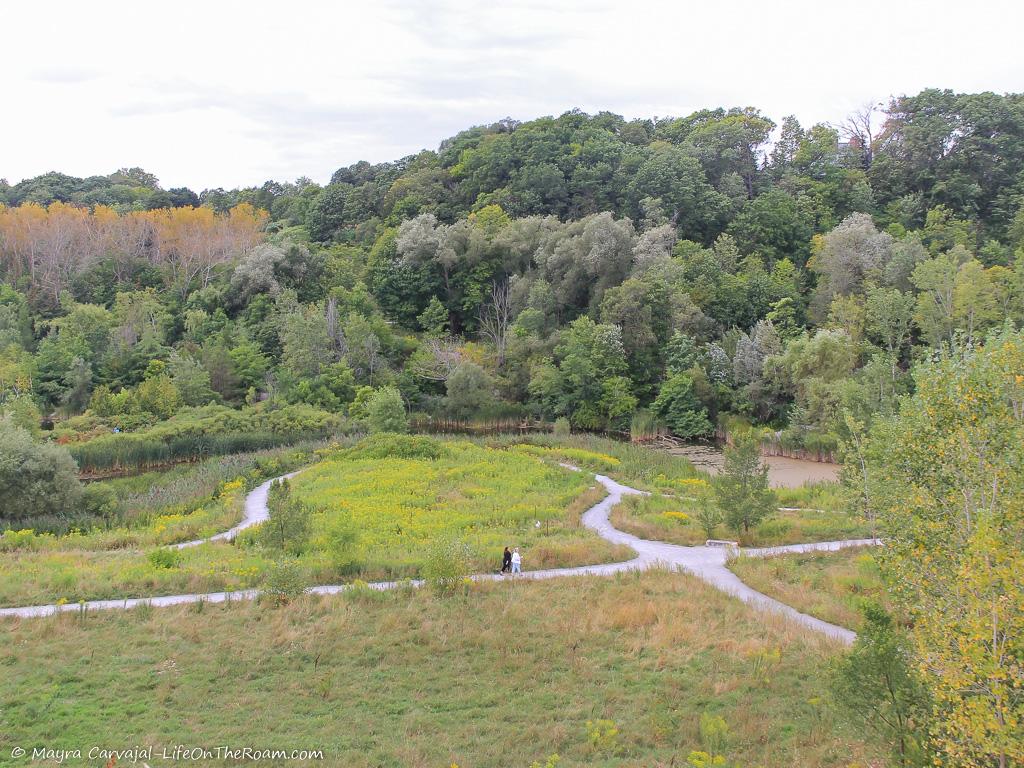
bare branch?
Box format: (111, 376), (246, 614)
(478, 281), (513, 367)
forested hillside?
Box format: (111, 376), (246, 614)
(2, 88), (1024, 509)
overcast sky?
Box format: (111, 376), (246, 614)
(6, 0), (1023, 191)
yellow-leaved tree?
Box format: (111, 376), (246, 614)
(866, 328), (1023, 766)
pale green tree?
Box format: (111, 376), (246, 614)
(952, 260), (1000, 343)
(865, 328), (1024, 766)
(865, 284), (915, 380)
(713, 432), (775, 534)
(0, 420), (82, 525)
(366, 386), (408, 433)
(445, 361), (495, 419)
(911, 247), (968, 347)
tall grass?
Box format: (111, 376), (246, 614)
(66, 402), (349, 474)
(0, 572), (887, 766)
(728, 547), (889, 630)
(70, 430), (332, 474)
(774, 481), (847, 513)
(629, 408), (665, 442)
(408, 415), (547, 435)
(487, 432), (701, 489)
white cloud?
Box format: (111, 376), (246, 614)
(5, 0), (1023, 190)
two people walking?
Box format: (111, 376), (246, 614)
(501, 546), (521, 575)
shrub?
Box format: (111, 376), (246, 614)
(423, 537), (473, 595)
(89, 385), (137, 417)
(261, 559), (308, 606)
(695, 505), (724, 539)
(0, 393), (42, 435)
(136, 375), (182, 419)
(585, 719), (620, 756)
(147, 548), (182, 569)
(747, 646), (781, 686)
(82, 483), (121, 520)
(260, 479), (312, 555)
(0, 420), (83, 527)
(699, 712), (730, 754)
(365, 386), (408, 434)
(552, 416), (571, 438)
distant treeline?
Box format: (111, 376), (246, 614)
(0, 87), (1022, 466)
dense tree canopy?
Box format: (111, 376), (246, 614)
(0, 88), (1022, 452)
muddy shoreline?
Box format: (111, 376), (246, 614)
(666, 444), (840, 488)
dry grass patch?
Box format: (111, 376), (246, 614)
(0, 571), (885, 767)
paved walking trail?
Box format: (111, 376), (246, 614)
(0, 467), (874, 642)
(172, 471), (302, 549)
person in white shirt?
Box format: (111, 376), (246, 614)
(511, 548), (522, 574)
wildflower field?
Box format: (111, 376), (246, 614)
(286, 434), (632, 578)
(0, 435), (631, 608)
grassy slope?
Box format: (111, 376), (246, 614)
(0, 572), (885, 767)
(727, 547), (889, 631)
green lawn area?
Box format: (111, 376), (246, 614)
(0, 571), (886, 767)
(727, 547), (889, 631)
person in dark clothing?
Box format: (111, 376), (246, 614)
(501, 546), (512, 574)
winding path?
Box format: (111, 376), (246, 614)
(0, 467), (874, 642)
(173, 471), (302, 549)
